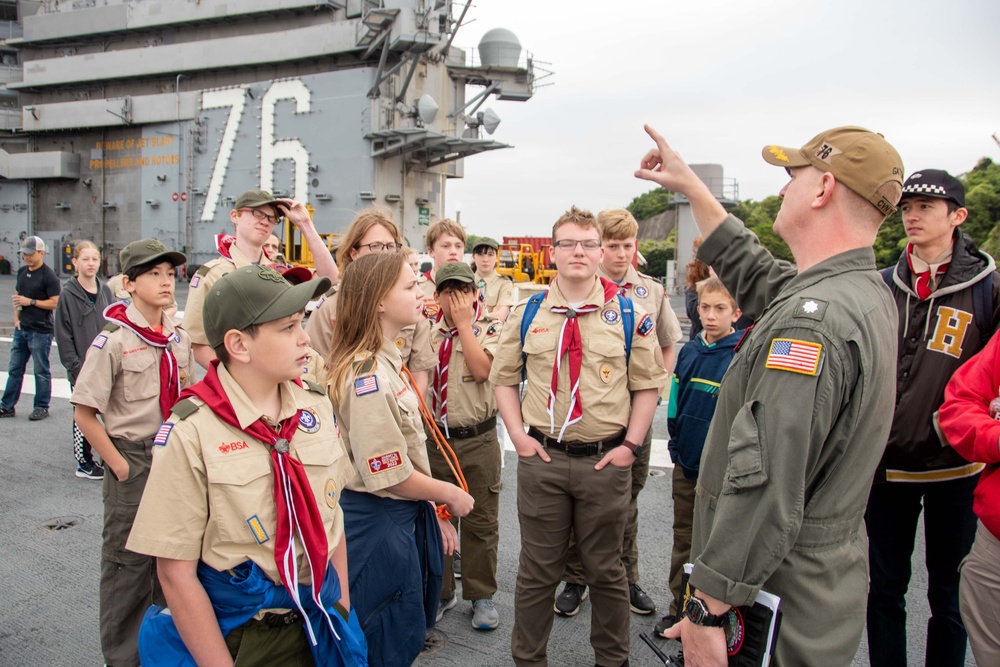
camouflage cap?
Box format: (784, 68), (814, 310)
(473, 237), (500, 252)
(203, 264), (330, 349)
(119, 238), (186, 273)
(434, 261), (476, 289)
(234, 189), (281, 211)
(761, 126), (904, 217)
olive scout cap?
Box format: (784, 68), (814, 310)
(119, 239), (186, 274)
(204, 265), (330, 349)
(234, 189), (280, 211)
(473, 237), (500, 252)
(901, 169), (965, 208)
(434, 261), (476, 289)
(20, 235), (46, 254)
(761, 126), (904, 217)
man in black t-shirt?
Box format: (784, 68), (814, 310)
(1, 236), (61, 420)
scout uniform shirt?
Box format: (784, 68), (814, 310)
(126, 364), (354, 584)
(690, 215), (897, 664)
(429, 312), (502, 428)
(418, 272), (440, 320)
(333, 337), (432, 499)
(304, 287), (435, 372)
(490, 277), (668, 442)
(598, 264), (683, 349)
(182, 244), (257, 346)
(301, 345), (325, 386)
(70, 304), (194, 441)
(474, 269), (515, 314)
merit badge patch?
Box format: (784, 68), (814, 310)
(92, 334), (109, 350)
(153, 422), (173, 447)
(246, 515), (270, 544)
(766, 338), (822, 375)
(602, 308), (620, 325)
(600, 364), (612, 384)
(190, 275), (201, 289)
(354, 375), (379, 397)
(325, 479), (338, 508)
(633, 285), (648, 298)
(636, 314), (655, 337)
(298, 409), (320, 434)
(368, 451), (403, 475)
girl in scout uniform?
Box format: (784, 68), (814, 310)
(325, 252), (475, 667)
(472, 237), (514, 322)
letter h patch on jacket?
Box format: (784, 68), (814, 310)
(927, 306), (973, 359)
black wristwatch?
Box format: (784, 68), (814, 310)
(683, 595), (730, 628)
(29, 298), (36, 307)
(623, 439), (644, 459)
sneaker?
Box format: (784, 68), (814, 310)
(28, 408), (49, 421)
(629, 583), (656, 615)
(0, 406), (14, 418)
(471, 598), (499, 631)
(453, 550), (462, 579)
(76, 462), (105, 480)
(654, 613), (680, 638)
(435, 590), (459, 623)
(553, 582), (588, 617)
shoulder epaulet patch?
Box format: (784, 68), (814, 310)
(171, 398), (201, 421)
(194, 264), (212, 278)
(304, 380), (325, 395)
(794, 298), (829, 321)
(323, 285), (338, 298)
(101, 322), (121, 334)
(353, 359), (376, 375)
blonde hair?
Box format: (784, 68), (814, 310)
(696, 276), (737, 310)
(685, 236), (710, 291)
(597, 209), (638, 240)
(552, 206), (601, 240)
(424, 218), (467, 251)
(335, 206), (401, 269)
(325, 252), (407, 405)
(72, 240), (101, 274)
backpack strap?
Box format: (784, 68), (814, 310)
(519, 292), (547, 384)
(973, 274), (994, 347)
(617, 294), (634, 365)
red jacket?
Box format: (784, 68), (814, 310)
(939, 331), (1000, 538)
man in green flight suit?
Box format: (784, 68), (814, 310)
(635, 125), (903, 666)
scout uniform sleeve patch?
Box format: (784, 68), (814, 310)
(636, 314), (655, 336)
(246, 515), (270, 544)
(368, 451), (403, 474)
(354, 375), (379, 396)
(153, 422), (174, 446)
(190, 275), (201, 288)
(765, 338), (823, 375)
(91, 334), (109, 349)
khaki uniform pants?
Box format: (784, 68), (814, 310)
(224, 617), (313, 666)
(564, 427), (653, 586)
(101, 437), (162, 667)
(960, 522), (1000, 666)
(512, 450), (631, 667)
(427, 427), (502, 601)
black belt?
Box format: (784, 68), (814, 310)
(527, 427), (625, 457)
(436, 415), (497, 440)
(261, 610), (302, 628)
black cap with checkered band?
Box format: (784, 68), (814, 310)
(901, 169), (965, 208)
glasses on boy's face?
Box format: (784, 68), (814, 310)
(355, 241), (403, 253)
(241, 208), (280, 224)
(553, 239), (602, 251)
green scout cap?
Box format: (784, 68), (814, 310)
(234, 189), (280, 211)
(204, 265), (330, 349)
(473, 237), (499, 252)
(119, 239), (186, 274)
(434, 261), (476, 289)
(761, 126), (904, 217)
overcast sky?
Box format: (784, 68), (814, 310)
(445, 0), (1000, 238)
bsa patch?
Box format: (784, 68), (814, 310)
(765, 338), (822, 376)
(486, 322), (500, 336)
(472, 326), (481, 336)
(636, 314), (655, 337)
(368, 451), (403, 475)
(298, 409), (320, 434)
(325, 479), (338, 509)
(354, 375), (379, 397)
(633, 285), (648, 298)
(153, 422), (173, 447)
(190, 275), (201, 289)
(91, 334), (109, 350)
(602, 309), (620, 325)
(394, 337), (405, 350)
(600, 364), (612, 384)
(246, 515), (270, 544)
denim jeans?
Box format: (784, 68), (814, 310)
(2, 328), (53, 410)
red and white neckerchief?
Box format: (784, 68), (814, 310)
(103, 302), (180, 419)
(179, 362), (340, 646)
(432, 300), (482, 438)
(906, 243), (950, 300)
(547, 278), (619, 441)
(216, 235), (273, 266)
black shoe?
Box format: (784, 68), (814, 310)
(554, 582), (588, 617)
(629, 583), (656, 615)
(29, 408), (49, 421)
(0, 406), (14, 418)
(453, 550), (462, 579)
(654, 614), (680, 638)
(76, 462), (105, 480)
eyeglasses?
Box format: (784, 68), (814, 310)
(553, 239), (601, 251)
(241, 208), (280, 224)
(355, 241), (403, 253)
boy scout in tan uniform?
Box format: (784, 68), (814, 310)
(427, 262), (504, 630)
(491, 206), (668, 667)
(472, 237), (515, 319)
(636, 126), (902, 665)
(126, 266), (365, 665)
(418, 218), (467, 321)
(70, 239), (193, 667)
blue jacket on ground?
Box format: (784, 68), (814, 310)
(668, 329), (744, 479)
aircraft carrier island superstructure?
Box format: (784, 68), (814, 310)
(0, 0), (539, 273)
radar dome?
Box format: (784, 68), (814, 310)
(478, 28), (521, 68)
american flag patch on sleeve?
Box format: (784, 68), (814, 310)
(354, 375), (379, 396)
(153, 422), (174, 446)
(765, 338), (822, 376)
(91, 334), (109, 350)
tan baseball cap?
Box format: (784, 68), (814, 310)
(762, 126), (904, 217)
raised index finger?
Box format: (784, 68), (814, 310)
(643, 124), (672, 153)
